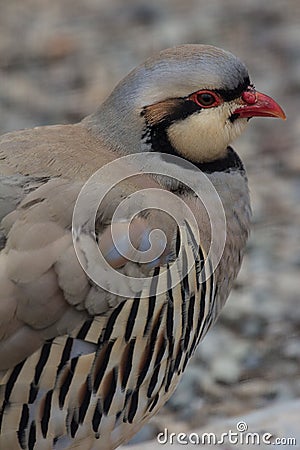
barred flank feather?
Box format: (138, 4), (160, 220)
(0, 225), (216, 450)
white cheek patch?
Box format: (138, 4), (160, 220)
(167, 104), (248, 163)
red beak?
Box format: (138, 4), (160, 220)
(233, 90), (286, 120)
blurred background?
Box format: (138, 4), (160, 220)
(1, 0), (299, 447)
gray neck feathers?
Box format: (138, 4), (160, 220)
(83, 87), (144, 154)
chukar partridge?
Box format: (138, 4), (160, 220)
(0, 45), (285, 449)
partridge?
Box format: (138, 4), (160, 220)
(0, 45), (285, 449)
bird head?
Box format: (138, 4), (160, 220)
(88, 44), (285, 164)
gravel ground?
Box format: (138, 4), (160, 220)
(0, 0), (299, 448)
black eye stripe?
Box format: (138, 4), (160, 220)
(186, 76), (251, 104)
(214, 76), (251, 102)
(141, 75), (251, 128)
(142, 100), (200, 128)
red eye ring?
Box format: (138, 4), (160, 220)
(190, 90), (221, 108)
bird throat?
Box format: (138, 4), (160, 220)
(141, 116), (245, 175)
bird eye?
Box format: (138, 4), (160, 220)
(190, 90), (220, 108)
